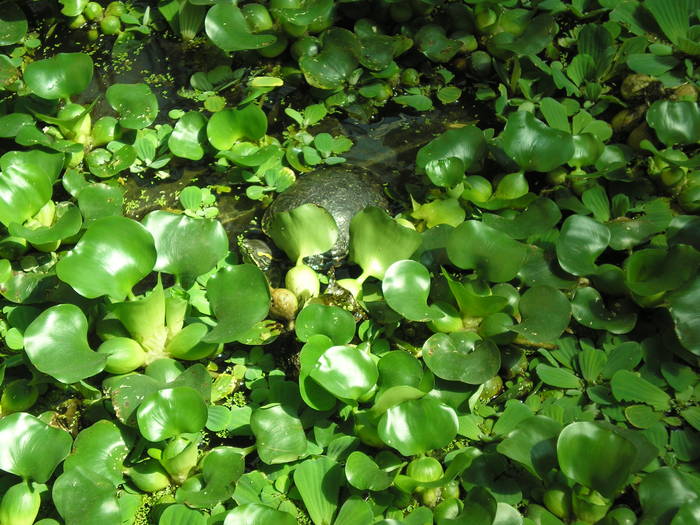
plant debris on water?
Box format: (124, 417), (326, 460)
(0, 0), (699, 524)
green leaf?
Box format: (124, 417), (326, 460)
(268, 203), (338, 264)
(558, 421), (642, 497)
(63, 420), (128, 487)
(169, 112), (207, 160)
(646, 100), (700, 146)
(393, 94), (434, 112)
(334, 497), (374, 525)
(422, 334), (501, 385)
(578, 348), (607, 383)
(86, 146), (137, 179)
(223, 504), (296, 525)
(624, 245), (700, 297)
(0, 2), (28, 45)
(416, 126), (486, 174)
(555, 215), (610, 276)
(0, 412), (72, 483)
(482, 198), (561, 240)
(540, 97), (570, 133)
(204, 264), (270, 343)
(349, 207), (422, 280)
(512, 286), (571, 343)
(644, 0), (690, 45)
(638, 467), (699, 524)
(627, 53), (679, 75)
(137, 386), (208, 441)
(610, 370), (671, 411)
(24, 53), (93, 100)
(424, 157), (465, 188)
(176, 447), (244, 508)
(310, 345), (378, 401)
(53, 467), (120, 525)
(251, 404), (307, 464)
(56, 216), (157, 301)
(293, 456), (343, 525)
(295, 304), (355, 344)
(158, 504), (207, 525)
(668, 276), (700, 355)
(497, 415), (561, 478)
(59, 0), (87, 16)
(106, 84), (158, 129)
(0, 149), (63, 227)
(500, 111), (574, 172)
(571, 287), (637, 334)
(299, 31), (359, 90)
(207, 105), (268, 151)
(536, 364), (581, 389)
(205, 3), (276, 52)
(9, 204), (82, 245)
(298, 335), (336, 411)
(24, 304), (106, 384)
(447, 221), (528, 283)
(345, 451), (393, 491)
(142, 211), (228, 286)
(378, 398), (458, 455)
(383, 260), (442, 322)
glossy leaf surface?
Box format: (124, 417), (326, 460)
(24, 53), (93, 99)
(137, 387), (208, 442)
(106, 83), (158, 129)
(250, 404), (307, 464)
(383, 260), (442, 321)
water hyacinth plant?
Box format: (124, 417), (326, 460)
(0, 0), (699, 524)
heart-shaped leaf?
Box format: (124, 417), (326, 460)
(9, 204), (82, 245)
(571, 287), (637, 334)
(0, 412), (72, 483)
(169, 111), (208, 160)
(299, 46), (358, 91)
(106, 84), (158, 129)
(207, 104), (268, 151)
(482, 198), (561, 240)
(422, 333), (501, 384)
(378, 397), (458, 455)
(268, 204), (338, 265)
(56, 216), (157, 301)
(555, 215), (610, 276)
(142, 210), (228, 287)
(250, 404), (307, 464)
(310, 345), (378, 401)
(383, 260), (443, 322)
(345, 451), (393, 491)
(497, 415), (561, 478)
(63, 421), (129, 487)
(500, 111), (574, 172)
(298, 335), (337, 411)
(204, 264), (270, 343)
(295, 304), (355, 344)
(24, 304), (106, 384)
(416, 126), (486, 174)
(205, 3), (276, 52)
(0, 150), (63, 227)
(158, 504), (207, 525)
(137, 386), (208, 442)
(53, 467), (120, 525)
(646, 100), (700, 146)
(176, 447), (244, 508)
(223, 504), (296, 525)
(512, 286), (571, 343)
(447, 221), (528, 283)
(667, 276), (700, 355)
(349, 207), (422, 280)
(24, 53), (93, 100)
(624, 245), (700, 297)
(293, 457), (343, 525)
(0, 2), (28, 45)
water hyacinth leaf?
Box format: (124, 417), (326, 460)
(111, 280), (165, 353)
(497, 415), (562, 478)
(349, 207), (422, 280)
(378, 397), (458, 455)
(63, 420), (129, 487)
(334, 497), (374, 525)
(293, 456), (343, 525)
(345, 451), (393, 491)
(646, 100), (700, 146)
(0, 2), (27, 45)
(482, 198), (561, 240)
(624, 245), (700, 297)
(176, 447), (244, 508)
(103, 373), (161, 426)
(207, 105), (268, 151)
(638, 467), (699, 524)
(136, 386), (208, 442)
(56, 216), (157, 301)
(205, 3), (276, 52)
(500, 111), (574, 172)
(378, 351), (425, 393)
(299, 33), (358, 90)
(298, 335), (336, 411)
(555, 215), (610, 276)
(86, 146), (137, 179)
(416, 126), (486, 174)
(9, 204), (82, 245)
(447, 221), (528, 283)
(425, 157), (465, 187)
(422, 334), (501, 384)
(223, 504), (296, 525)
(611, 370), (671, 411)
(512, 286), (571, 343)
(169, 111), (207, 160)
(106, 83), (158, 129)
(295, 304), (355, 344)
(24, 304), (106, 384)
(383, 260), (443, 322)
(250, 404), (307, 464)
(0, 412), (72, 483)
(52, 467), (120, 525)
(310, 345), (378, 401)
(142, 210), (228, 286)
(24, 53), (93, 100)
(557, 421), (638, 497)
(158, 504), (206, 525)
(571, 287), (637, 334)
(268, 204), (338, 264)
(204, 264), (270, 343)
(668, 276), (700, 355)
(0, 149), (63, 227)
